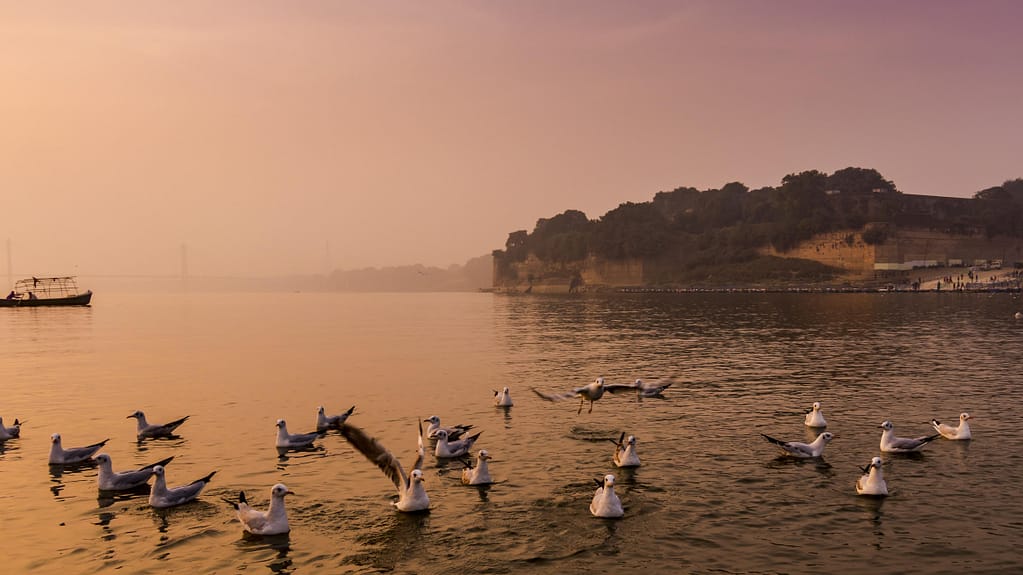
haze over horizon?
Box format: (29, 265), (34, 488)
(2, 1), (1020, 279)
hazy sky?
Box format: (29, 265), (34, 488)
(2, 1), (1021, 278)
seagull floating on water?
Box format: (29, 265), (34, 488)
(339, 420), (430, 512)
(49, 433), (108, 465)
(931, 412), (973, 440)
(879, 420), (940, 453)
(610, 433), (641, 468)
(433, 428), (482, 459)
(493, 387), (514, 407)
(128, 410), (190, 439)
(760, 431), (834, 458)
(804, 401), (827, 428)
(461, 449), (493, 485)
(227, 483), (294, 535)
(275, 419), (320, 449)
(531, 377), (636, 414)
(855, 456), (888, 496)
(0, 417), (23, 440)
(316, 405), (356, 432)
(148, 465), (216, 508)
(590, 474), (624, 518)
(423, 415), (474, 440)
(94, 453), (175, 491)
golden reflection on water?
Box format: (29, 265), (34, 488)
(1, 292), (1022, 574)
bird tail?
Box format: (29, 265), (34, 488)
(760, 433), (786, 447)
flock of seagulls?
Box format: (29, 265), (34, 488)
(760, 401), (975, 496)
(0, 380), (976, 539)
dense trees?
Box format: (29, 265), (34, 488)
(496, 168), (1023, 271)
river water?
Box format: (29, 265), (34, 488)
(1, 290), (1022, 574)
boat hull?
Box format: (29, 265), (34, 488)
(0, 290), (92, 307)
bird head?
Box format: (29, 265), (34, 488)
(603, 474), (616, 488)
(879, 421), (893, 431)
(960, 412), (972, 422)
(820, 432), (835, 443)
(152, 465), (165, 477)
(271, 483), (294, 498)
(276, 419), (286, 429)
(479, 449), (491, 460)
(51, 433), (61, 444)
(424, 415), (440, 425)
(127, 410), (143, 420)
(434, 429), (449, 441)
(410, 469), (425, 484)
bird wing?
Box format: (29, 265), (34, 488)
(64, 439), (109, 460)
(139, 456), (175, 473)
(604, 383), (638, 394)
(238, 506), (270, 533)
(160, 415), (190, 433)
(412, 420), (425, 475)
(760, 433), (812, 456)
(340, 422), (407, 494)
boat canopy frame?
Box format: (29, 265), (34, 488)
(9, 276), (85, 299)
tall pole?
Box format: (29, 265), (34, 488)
(180, 242), (188, 290)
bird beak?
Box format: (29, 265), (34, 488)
(286, 490), (296, 496)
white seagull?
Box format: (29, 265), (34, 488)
(610, 433), (641, 468)
(0, 417), (23, 440)
(855, 456), (888, 496)
(423, 415), (474, 441)
(94, 453), (175, 491)
(531, 377), (636, 414)
(461, 449), (493, 485)
(493, 387), (514, 407)
(316, 405), (356, 432)
(49, 433), (109, 465)
(760, 431), (834, 458)
(148, 465), (216, 508)
(228, 483), (294, 535)
(275, 419), (320, 449)
(804, 401), (827, 428)
(433, 428), (482, 459)
(879, 420), (940, 453)
(931, 412), (973, 440)
(127, 410), (190, 439)
(590, 474), (624, 518)
(338, 420), (430, 512)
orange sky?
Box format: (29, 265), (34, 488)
(1, 1), (1020, 277)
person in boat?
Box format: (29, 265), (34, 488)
(28, 291), (37, 300)
(5, 290), (15, 300)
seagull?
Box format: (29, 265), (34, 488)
(879, 420), (940, 453)
(49, 433), (108, 465)
(855, 456), (888, 496)
(610, 433), (641, 468)
(493, 387), (514, 407)
(94, 453), (175, 491)
(461, 449), (493, 485)
(0, 417), (23, 440)
(227, 483), (294, 535)
(275, 419), (320, 449)
(760, 431), (834, 458)
(433, 428), (482, 459)
(630, 378), (673, 397)
(423, 415), (474, 441)
(590, 474), (624, 518)
(931, 412), (973, 440)
(127, 410), (190, 439)
(338, 420), (430, 512)
(804, 401), (827, 428)
(316, 405), (356, 432)
(531, 377), (636, 414)
(148, 465), (216, 508)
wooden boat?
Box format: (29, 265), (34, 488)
(1, 276), (92, 307)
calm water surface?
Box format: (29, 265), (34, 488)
(1, 291), (1022, 574)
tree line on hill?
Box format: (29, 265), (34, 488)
(494, 168), (1023, 278)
